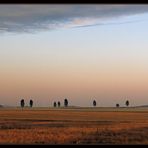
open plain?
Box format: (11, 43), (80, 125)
(0, 107), (148, 144)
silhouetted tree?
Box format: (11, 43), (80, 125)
(29, 99), (33, 108)
(58, 101), (61, 107)
(93, 100), (97, 107)
(20, 99), (25, 108)
(53, 102), (57, 107)
(116, 104), (120, 108)
(64, 98), (68, 107)
(125, 100), (129, 107)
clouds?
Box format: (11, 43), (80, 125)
(0, 4), (148, 33)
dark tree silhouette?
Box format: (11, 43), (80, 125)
(93, 100), (97, 107)
(53, 102), (57, 107)
(20, 99), (25, 108)
(58, 101), (61, 107)
(29, 99), (33, 108)
(64, 98), (68, 107)
(125, 100), (129, 107)
(116, 104), (120, 108)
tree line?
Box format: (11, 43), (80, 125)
(20, 99), (130, 108)
(20, 98), (68, 109)
(116, 100), (129, 108)
(53, 98), (68, 108)
(20, 99), (33, 108)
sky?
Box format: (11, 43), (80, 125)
(0, 4), (148, 107)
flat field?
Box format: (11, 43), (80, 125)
(0, 107), (148, 144)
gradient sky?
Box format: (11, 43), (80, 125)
(0, 4), (148, 107)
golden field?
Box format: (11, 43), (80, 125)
(0, 107), (148, 144)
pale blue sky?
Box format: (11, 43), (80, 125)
(0, 5), (148, 107)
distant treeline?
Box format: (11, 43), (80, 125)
(19, 98), (130, 109)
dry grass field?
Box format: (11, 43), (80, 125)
(0, 107), (148, 144)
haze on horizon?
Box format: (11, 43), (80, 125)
(0, 4), (148, 107)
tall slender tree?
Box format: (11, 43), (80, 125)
(53, 102), (57, 107)
(64, 98), (68, 107)
(20, 99), (25, 109)
(58, 101), (61, 107)
(29, 99), (33, 108)
(125, 100), (129, 107)
(93, 100), (97, 107)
